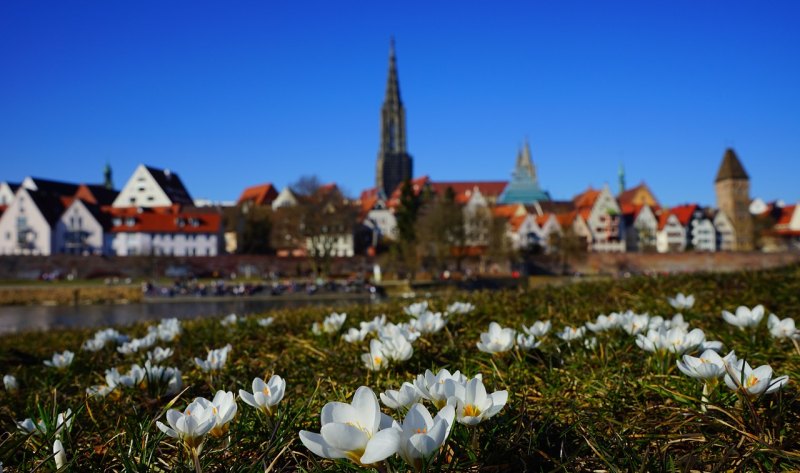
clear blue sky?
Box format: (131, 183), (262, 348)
(1, 1), (798, 206)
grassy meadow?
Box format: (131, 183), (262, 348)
(1, 265), (800, 472)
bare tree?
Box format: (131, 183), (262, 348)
(273, 176), (357, 276)
(549, 226), (588, 275)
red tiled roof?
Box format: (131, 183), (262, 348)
(618, 182), (659, 208)
(777, 205), (795, 227)
(237, 183), (278, 207)
(429, 181), (508, 204)
(492, 204), (523, 219)
(669, 204), (698, 226)
(573, 187), (601, 210)
(555, 211), (577, 228)
(108, 206), (221, 234)
(509, 214), (528, 232)
(536, 213), (552, 227)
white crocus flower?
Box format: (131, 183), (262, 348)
(446, 301), (475, 315)
(586, 314), (616, 333)
(677, 349), (731, 380)
(394, 403), (455, 471)
(54, 408), (73, 438)
(380, 383), (424, 410)
(557, 326), (586, 342)
(195, 391), (237, 438)
(156, 399), (216, 450)
(477, 322), (516, 354)
(16, 418), (46, 435)
(619, 312), (650, 335)
(379, 322), (421, 343)
(194, 344), (232, 373)
(313, 312), (347, 335)
(722, 305), (764, 329)
(360, 314), (388, 334)
(411, 311), (446, 335)
(404, 301), (429, 317)
(380, 333), (414, 362)
(257, 317), (274, 327)
(147, 347), (174, 363)
(361, 339), (389, 371)
(53, 439), (67, 469)
(636, 327), (706, 355)
(299, 386), (399, 466)
(151, 318), (182, 342)
(220, 313), (238, 327)
(767, 314), (798, 339)
(3, 374), (18, 392)
(516, 333), (541, 351)
(44, 351), (74, 370)
(724, 359), (789, 397)
(117, 332), (158, 356)
(521, 320), (551, 338)
(414, 369), (474, 409)
(342, 327), (369, 343)
(239, 375), (286, 415)
(446, 377), (508, 426)
(668, 293), (695, 310)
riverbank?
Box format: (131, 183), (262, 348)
(0, 284), (143, 306)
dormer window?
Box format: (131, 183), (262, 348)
(113, 218), (122, 227)
(126, 217), (136, 226)
(176, 218), (185, 228)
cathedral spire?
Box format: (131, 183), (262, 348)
(384, 36), (401, 107)
(375, 38), (413, 198)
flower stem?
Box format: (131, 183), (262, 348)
(191, 447), (202, 473)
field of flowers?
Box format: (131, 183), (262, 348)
(1, 265), (800, 472)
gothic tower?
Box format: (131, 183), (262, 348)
(715, 148), (753, 250)
(375, 38), (413, 198)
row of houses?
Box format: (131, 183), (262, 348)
(2, 149), (797, 259)
(0, 165), (222, 257)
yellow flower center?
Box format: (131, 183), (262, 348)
(186, 409), (192, 416)
(212, 407), (218, 415)
(262, 386), (271, 396)
(373, 356), (382, 366)
(415, 427), (428, 434)
(463, 404), (481, 417)
(746, 375), (759, 388)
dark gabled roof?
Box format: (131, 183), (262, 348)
(83, 184), (120, 206)
(3, 182), (21, 191)
(145, 166), (194, 206)
(715, 148), (749, 182)
(27, 189), (67, 226)
(533, 200), (576, 215)
(27, 177), (80, 197)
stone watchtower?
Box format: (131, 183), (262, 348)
(715, 148), (753, 250)
(375, 38), (413, 198)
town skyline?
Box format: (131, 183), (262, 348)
(1, 2), (799, 206)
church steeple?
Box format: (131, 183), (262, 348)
(376, 38), (413, 198)
(103, 162), (113, 190)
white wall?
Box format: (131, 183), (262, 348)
(0, 188), (53, 255)
(112, 165), (173, 208)
(111, 232), (219, 256)
(56, 200), (109, 255)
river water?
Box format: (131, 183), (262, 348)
(0, 296), (375, 334)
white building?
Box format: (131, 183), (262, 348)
(0, 187), (65, 255)
(624, 205), (658, 252)
(109, 208), (222, 256)
(271, 187), (299, 210)
(112, 165), (193, 208)
(574, 186), (626, 252)
(56, 199), (113, 255)
(690, 208), (717, 252)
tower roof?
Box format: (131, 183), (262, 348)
(715, 148), (749, 182)
(384, 37), (401, 106)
